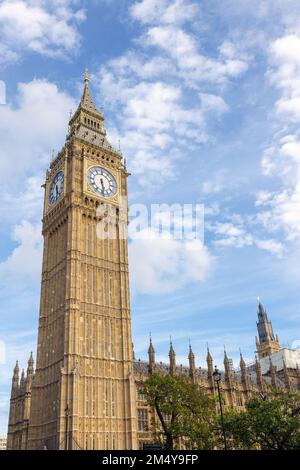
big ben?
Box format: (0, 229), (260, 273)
(25, 71), (137, 450)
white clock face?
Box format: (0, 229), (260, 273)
(87, 166), (117, 198)
(49, 171), (64, 206)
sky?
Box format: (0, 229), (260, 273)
(0, 0), (300, 435)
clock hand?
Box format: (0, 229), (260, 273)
(100, 178), (105, 191)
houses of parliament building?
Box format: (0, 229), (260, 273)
(6, 73), (300, 451)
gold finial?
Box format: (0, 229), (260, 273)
(84, 68), (89, 84)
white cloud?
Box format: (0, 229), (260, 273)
(199, 93), (229, 114)
(201, 169), (229, 194)
(255, 238), (284, 256)
(98, 70), (209, 185)
(94, 0), (249, 187)
(130, 0), (199, 26)
(0, 0), (85, 63)
(269, 35), (300, 121)
(254, 37), (300, 245)
(0, 79), (76, 190)
(129, 229), (213, 294)
(145, 25), (248, 84)
(0, 220), (43, 290)
(211, 222), (253, 248)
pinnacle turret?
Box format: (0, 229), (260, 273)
(169, 340), (176, 375)
(224, 348), (232, 382)
(188, 344), (196, 381)
(148, 335), (155, 375)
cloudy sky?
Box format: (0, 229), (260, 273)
(1, 0), (300, 434)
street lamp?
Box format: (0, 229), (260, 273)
(213, 366), (228, 451)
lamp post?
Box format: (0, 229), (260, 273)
(213, 366), (228, 450)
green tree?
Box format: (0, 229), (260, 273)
(142, 373), (216, 450)
(223, 389), (300, 450)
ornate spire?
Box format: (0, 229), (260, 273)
(240, 352), (249, 389)
(169, 339), (176, 375)
(11, 361), (20, 398)
(26, 352), (34, 391)
(258, 301), (267, 321)
(148, 334), (155, 375)
(20, 369), (26, 393)
(13, 360), (19, 378)
(188, 343), (196, 381)
(224, 347), (229, 366)
(256, 301), (280, 359)
(224, 348), (232, 382)
(206, 345), (213, 380)
(239, 351), (246, 369)
(27, 352), (34, 370)
(206, 344), (213, 364)
(78, 68), (102, 116)
(255, 355), (264, 390)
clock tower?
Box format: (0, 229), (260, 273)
(27, 71), (137, 450)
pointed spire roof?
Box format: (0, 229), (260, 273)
(148, 334), (155, 354)
(206, 344), (213, 362)
(169, 338), (175, 357)
(77, 68), (102, 117)
(20, 369), (25, 389)
(257, 300), (268, 321)
(13, 360), (19, 377)
(188, 342), (195, 359)
(240, 352), (246, 368)
(28, 351), (34, 367)
(224, 347), (230, 365)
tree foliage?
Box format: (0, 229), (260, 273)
(223, 389), (300, 450)
(142, 373), (217, 450)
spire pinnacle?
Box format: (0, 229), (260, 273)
(13, 360), (19, 376)
(188, 342), (194, 358)
(239, 351), (246, 368)
(169, 337), (175, 355)
(84, 68), (89, 84)
(75, 68), (102, 117)
(148, 333), (155, 353)
(224, 346), (228, 361)
(28, 351), (34, 365)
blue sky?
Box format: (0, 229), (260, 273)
(1, 0), (300, 435)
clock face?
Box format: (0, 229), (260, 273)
(87, 166), (117, 198)
(49, 171), (64, 206)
